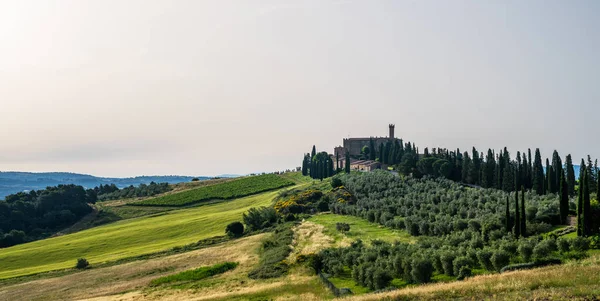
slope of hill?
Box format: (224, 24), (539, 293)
(0, 186), (294, 279)
(132, 174), (294, 207)
(0, 171), (209, 199)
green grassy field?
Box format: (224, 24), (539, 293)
(309, 213), (415, 244)
(133, 174), (294, 206)
(0, 188), (288, 280)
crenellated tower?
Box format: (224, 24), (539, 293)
(389, 124), (395, 140)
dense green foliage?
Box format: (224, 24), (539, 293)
(132, 174), (293, 207)
(225, 221), (244, 238)
(242, 207), (278, 231)
(303, 146), (335, 180)
(330, 172), (560, 237)
(150, 262), (238, 286)
(248, 225), (294, 279)
(0, 185), (95, 248)
(76, 258), (89, 269)
(316, 171), (578, 290)
(96, 182), (171, 201)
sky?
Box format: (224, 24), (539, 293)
(0, 0), (599, 177)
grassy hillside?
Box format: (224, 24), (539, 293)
(309, 213), (415, 245)
(0, 188), (288, 280)
(132, 174), (294, 207)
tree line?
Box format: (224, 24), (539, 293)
(94, 182), (171, 201)
(302, 145), (335, 180)
(0, 185), (95, 248)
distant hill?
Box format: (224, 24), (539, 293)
(0, 172), (213, 199)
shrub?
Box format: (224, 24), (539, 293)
(372, 268), (392, 290)
(191, 178), (200, 182)
(440, 252), (456, 276)
(225, 221), (244, 238)
(243, 207), (278, 231)
(477, 249), (494, 272)
(331, 177), (343, 189)
(518, 240), (534, 262)
(457, 266), (472, 280)
(590, 235), (600, 249)
(411, 258), (434, 284)
(76, 258), (89, 269)
(452, 256), (473, 277)
(557, 237), (570, 253)
(304, 253), (323, 274)
(336, 222), (350, 233)
(491, 250), (510, 272)
(571, 237), (590, 252)
(533, 239), (556, 260)
(499, 258), (561, 273)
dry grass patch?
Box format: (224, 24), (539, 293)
(287, 221), (335, 264)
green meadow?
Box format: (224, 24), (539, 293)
(309, 213), (415, 244)
(0, 188), (288, 280)
(133, 174), (294, 207)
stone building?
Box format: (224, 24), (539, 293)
(334, 124), (397, 159)
(350, 160), (382, 172)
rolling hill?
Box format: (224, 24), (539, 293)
(0, 171), (210, 199)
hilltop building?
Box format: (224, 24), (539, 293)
(334, 124), (397, 158)
(333, 124), (399, 171)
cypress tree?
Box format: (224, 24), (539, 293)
(528, 148), (534, 189)
(577, 165), (584, 236)
(566, 154), (576, 196)
(497, 149), (505, 189)
(520, 186), (526, 237)
(336, 153), (340, 171)
(551, 150), (563, 194)
(502, 162), (515, 192)
(532, 149), (545, 195)
(484, 149), (496, 188)
(328, 157), (335, 177)
(597, 169), (600, 199)
(345, 151), (351, 174)
(544, 158), (552, 194)
(302, 154), (309, 176)
(522, 153), (529, 189)
(311, 145), (316, 158)
(546, 165), (554, 195)
(369, 138), (376, 160)
(583, 170), (591, 236)
(505, 196), (511, 233)
(378, 143), (384, 162)
(471, 147), (481, 185)
(587, 156), (596, 194)
(516, 151), (522, 190)
(514, 190), (520, 237)
(579, 159), (586, 185)
(560, 173), (569, 224)
(462, 152), (471, 183)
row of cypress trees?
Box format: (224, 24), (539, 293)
(301, 145), (335, 181)
(505, 188), (527, 237)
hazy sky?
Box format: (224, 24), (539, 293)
(1, 0), (599, 177)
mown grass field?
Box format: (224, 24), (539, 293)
(0, 188), (289, 280)
(133, 174), (294, 206)
(309, 213), (415, 244)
